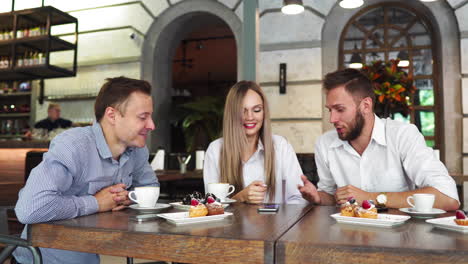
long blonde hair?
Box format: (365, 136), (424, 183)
(220, 81), (275, 201)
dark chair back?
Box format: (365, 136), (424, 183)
(297, 153), (319, 186)
(24, 151), (46, 182)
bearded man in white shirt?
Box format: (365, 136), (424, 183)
(299, 68), (459, 211)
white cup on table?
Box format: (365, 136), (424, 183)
(128, 186), (159, 208)
(406, 193), (435, 212)
(207, 183), (235, 201)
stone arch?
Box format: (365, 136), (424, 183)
(322, 0), (461, 172)
(141, 0), (242, 152)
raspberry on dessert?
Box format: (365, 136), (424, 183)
(206, 196), (216, 204)
(190, 198), (199, 206)
(456, 210), (467, 219)
(362, 200), (372, 210)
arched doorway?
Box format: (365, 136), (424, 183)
(141, 0), (242, 153)
(322, 0), (461, 172)
(339, 3), (440, 149)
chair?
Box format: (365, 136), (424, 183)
(0, 207), (42, 264)
(297, 153), (319, 186)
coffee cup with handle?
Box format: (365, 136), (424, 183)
(406, 193), (435, 212)
(207, 183), (235, 202)
(128, 186), (160, 208)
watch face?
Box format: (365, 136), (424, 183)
(377, 194), (387, 204)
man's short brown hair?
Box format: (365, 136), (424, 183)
(94, 76), (152, 122)
(323, 68), (375, 105)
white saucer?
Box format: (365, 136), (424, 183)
(221, 198), (237, 204)
(399, 208), (446, 218)
(129, 203), (171, 212)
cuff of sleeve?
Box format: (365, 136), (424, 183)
(77, 195), (99, 216)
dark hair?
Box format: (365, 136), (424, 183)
(94, 76), (151, 122)
(323, 68), (375, 104)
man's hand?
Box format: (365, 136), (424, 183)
(109, 184), (131, 211)
(234, 181), (267, 204)
(94, 183), (129, 212)
(298, 175), (321, 204)
(335, 185), (370, 205)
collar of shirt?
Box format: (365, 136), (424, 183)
(91, 122), (134, 163)
(244, 138), (265, 164)
(329, 114), (386, 149)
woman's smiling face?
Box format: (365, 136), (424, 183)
(241, 89), (264, 139)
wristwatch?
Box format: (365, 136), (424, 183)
(376, 192), (387, 207)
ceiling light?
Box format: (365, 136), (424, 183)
(397, 48), (409, 67)
(339, 0), (364, 9)
(282, 0), (304, 15)
(420, 0), (438, 2)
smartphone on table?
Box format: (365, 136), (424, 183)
(257, 204), (280, 213)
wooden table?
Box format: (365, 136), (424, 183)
(276, 206), (468, 264)
(29, 203), (313, 264)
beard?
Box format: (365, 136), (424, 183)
(338, 110), (365, 141)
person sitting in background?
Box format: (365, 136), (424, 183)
(203, 81), (306, 204)
(298, 68), (459, 211)
(34, 103), (72, 131)
(13, 77), (159, 264)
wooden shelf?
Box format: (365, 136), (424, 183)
(0, 92), (31, 97)
(0, 6), (78, 81)
(0, 64), (75, 81)
(0, 6), (77, 29)
(0, 35), (76, 56)
(0, 113), (30, 118)
(45, 94), (97, 101)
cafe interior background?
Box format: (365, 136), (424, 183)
(0, 0), (467, 201)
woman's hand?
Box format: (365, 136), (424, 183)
(234, 180), (267, 204)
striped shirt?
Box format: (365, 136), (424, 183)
(14, 122), (158, 264)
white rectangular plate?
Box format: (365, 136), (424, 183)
(426, 216), (468, 233)
(331, 213), (411, 228)
(169, 202), (229, 211)
(157, 212), (233, 225)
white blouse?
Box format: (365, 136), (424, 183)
(203, 135), (307, 204)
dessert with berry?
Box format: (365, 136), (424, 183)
(454, 210), (468, 226)
(355, 200), (378, 219)
(205, 195), (225, 216)
(340, 197), (358, 217)
(188, 198), (208, 217)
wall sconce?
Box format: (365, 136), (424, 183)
(339, 0), (364, 9)
(397, 49), (409, 67)
(279, 63), (286, 94)
(281, 0), (304, 15)
(349, 44), (363, 69)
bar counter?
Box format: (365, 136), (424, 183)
(0, 140), (49, 149)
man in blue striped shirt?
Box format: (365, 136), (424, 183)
(13, 77), (159, 264)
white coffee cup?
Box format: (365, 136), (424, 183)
(128, 186), (160, 208)
(207, 183), (235, 201)
(406, 193), (435, 212)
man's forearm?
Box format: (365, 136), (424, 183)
(371, 187), (459, 211)
(318, 191), (336, 205)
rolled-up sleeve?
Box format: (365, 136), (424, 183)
(399, 124), (459, 202)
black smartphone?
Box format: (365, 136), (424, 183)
(257, 204), (280, 213)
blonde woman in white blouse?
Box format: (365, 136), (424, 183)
(203, 81), (306, 204)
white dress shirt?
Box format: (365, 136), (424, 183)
(316, 115), (459, 202)
(204, 135), (307, 204)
